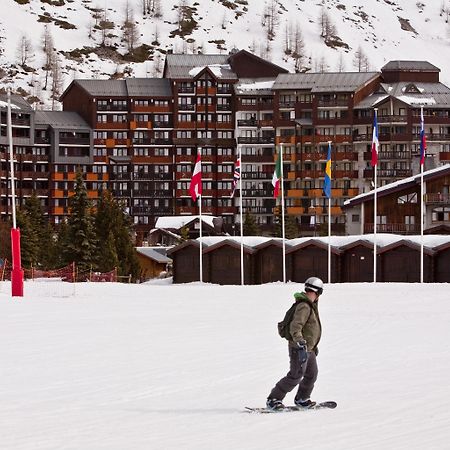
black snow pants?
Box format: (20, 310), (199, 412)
(268, 346), (318, 402)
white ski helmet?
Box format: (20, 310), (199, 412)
(304, 277), (324, 295)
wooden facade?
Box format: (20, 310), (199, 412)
(254, 240), (289, 284)
(170, 237), (449, 284)
(288, 241), (341, 283)
(379, 241), (434, 282)
(434, 242), (450, 282)
(203, 241), (256, 285)
(340, 241), (380, 283)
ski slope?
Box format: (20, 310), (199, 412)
(1, 280), (449, 450)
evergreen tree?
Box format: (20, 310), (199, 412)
(243, 212), (260, 236)
(65, 170), (97, 273)
(94, 190), (139, 280)
(285, 215), (299, 239)
(16, 209), (39, 268)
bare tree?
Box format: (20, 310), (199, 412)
(262, 0), (279, 41)
(336, 52), (345, 72)
(42, 26), (54, 90)
(353, 46), (370, 72)
(292, 24), (305, 72)
(51, 51), (64, 110)
(17, 34), (33, 67)
(123, 1), (139, 52)
(99, 7), (115, 46)
(143, 0), (162, 18)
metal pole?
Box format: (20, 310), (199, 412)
(280, 143), (286, 283)
(373, 108), (378, 283)
(7, 89), (17, 229)
(420, 106), (424, 283)
(239, 144), (244, 285)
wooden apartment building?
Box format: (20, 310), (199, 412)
(1, 52), (450, 241)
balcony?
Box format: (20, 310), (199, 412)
(334, 170), (359, 179)
(364, 223), (420, 234)
(317, 100), (349, 107)
(237, 136), (274, 144)
(335, 151), (358, 161)
(216, 104), (232, 111)
(425, 193), (450, 204)
(377, 115), (408, 123)
(237, 119), (258, 127)
(242, 172), (273, 180)
(59, 136), (90, 145)
(177, 104), (196, 112)
(279, 101), (295, 108)
(363, 168), (412, 178)
(178, 86), (195, 94)
(153, 121), (172, 128)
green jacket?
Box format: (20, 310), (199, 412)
(289, 292), (322, 352)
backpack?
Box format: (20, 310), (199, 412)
(277, 301), (299, 340)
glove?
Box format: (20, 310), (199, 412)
(296, 339), (308, 364)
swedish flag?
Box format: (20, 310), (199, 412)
(323, 142), (332, 199)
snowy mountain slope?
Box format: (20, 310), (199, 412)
(1, 0), (450, 108)
(1, 280), (450, 449)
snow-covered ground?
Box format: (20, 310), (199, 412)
(1, 280), (449, 450)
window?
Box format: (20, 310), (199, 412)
(352, 214), (360, 223)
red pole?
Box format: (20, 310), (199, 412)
(11, 227), (24, 297)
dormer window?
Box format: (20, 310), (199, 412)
(404, 83), (421, 94)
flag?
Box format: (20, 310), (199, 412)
(371, 111), (379, 167)
(323, 142), (332, 199)
(189, 149), (202, 201)
(272, 150), (282, 198)
(230, 157), (241, 198)
(420, 108), (427, 165)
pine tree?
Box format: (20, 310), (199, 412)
(243, 212), (260, 236)
(285, 215), (299, 239)
(94, 190), (139, 280)
(65, 170), (97, 273)
(16, 209), (39, 268)
(94, 190), (119, 272)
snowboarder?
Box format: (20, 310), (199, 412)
(266, 277), (324, 410)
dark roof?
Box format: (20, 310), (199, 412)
(136, 247), (171, 264)
(34, 110), (90, 129)
(381, 61), (440, 72)
(164, 54), (237, 80)
(355, 81), (450, 109)
(64, 78), (172, 98)
(272, 72), (379, 92)
(0, 94), (33, 111)
(72, 79), (128, 97)
(125, 78), (172, 97)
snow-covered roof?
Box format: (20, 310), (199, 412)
(188, 64), (232, 78)
(136, 247), (171, 264)
(234, 78), (276, 95)
(344, 164), (450, 206)
(180, 234), (450, 250)
(155, 215), (217, 230)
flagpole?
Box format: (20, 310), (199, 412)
(7, 88), (24, 297)
(420, 106), (424, 283)
(373, 108), (378, 283)
(327, 140), (332, 284)
(280, 143), (286, 283)
(239, 144), (244, 286)
(199, 193), (203, 283)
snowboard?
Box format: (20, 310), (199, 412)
(244, 401), (337, 413)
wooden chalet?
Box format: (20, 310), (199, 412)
(343, 164), (450, 236)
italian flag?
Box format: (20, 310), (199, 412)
(272, 150), (282, 198)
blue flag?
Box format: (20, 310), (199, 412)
(323, 142), (332, 199)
